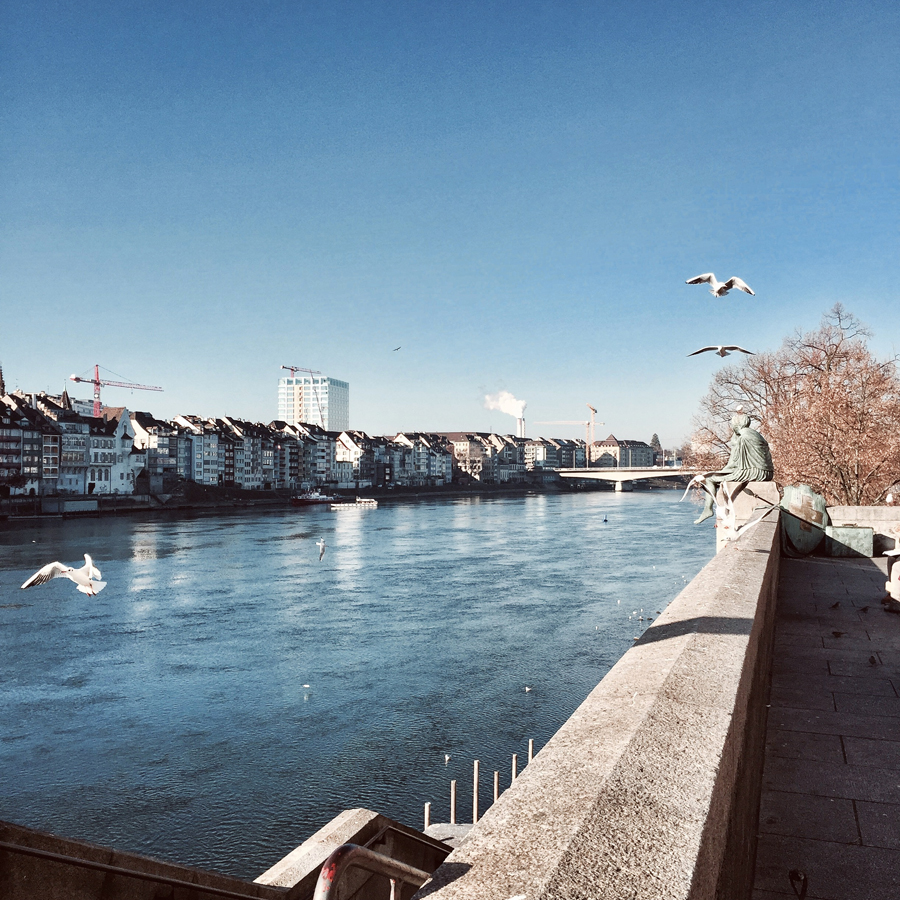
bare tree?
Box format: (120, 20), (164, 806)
(686, 305), (900, 505)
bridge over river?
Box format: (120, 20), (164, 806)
(556, 466), (700, 491)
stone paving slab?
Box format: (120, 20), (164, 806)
(758, 790), (858, 843)
(768, 683), (835, 711)
(763, 755), (900, 804)
(753, 556), (900, 900)
(844, 736), (900, 768)
(755, 834), (900, 899)
(856, 799), (900, 850)
(765, 728), (844, 763)
(834, 694), (900, 718)
(766, 708), (900, 741)
(772, 643), (891, 662)
(773, 672), (897, 697)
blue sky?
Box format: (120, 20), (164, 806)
(2, 1), (898, 446)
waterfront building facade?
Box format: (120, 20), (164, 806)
(277, 374), (350, 432)
(2, 377), (667, 496)
(591, 434), (655, 468)
(442, 433), (499, 483)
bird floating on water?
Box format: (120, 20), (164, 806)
(688, 345), (755, 358)
(444, 754), (451, 765)
(316, 539), (327, 561)
(524, 686), (532, 692)
(21, 554), (106, 595)
(686, 273), (755, 298)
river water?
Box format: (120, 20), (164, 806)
(0, 490), (712, 879)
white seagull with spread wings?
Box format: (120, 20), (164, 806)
(316, 539), (327, 561)
(686, 273), (755, 298)
(688, 345), (755, 358)
(21, 554), (107, 595)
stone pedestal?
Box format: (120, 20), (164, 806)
(715, 481), (780, 552)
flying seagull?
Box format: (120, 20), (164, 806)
(393, 346), (401, 351)
(316, 539), (327, 561)
(21, 554), (106, 595)
(686, 273), (755, 298)
(688, 345), (755, 358)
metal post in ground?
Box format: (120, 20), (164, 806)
(528, 738), (534, 763)
(473, 760), (480, 823)
(424, 802), (431, 830)
(512, 753), (518, 781)
(493, 770), (499, 802)
(450, 780), (457, 825)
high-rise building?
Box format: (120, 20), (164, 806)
(277, 374), (349, 432)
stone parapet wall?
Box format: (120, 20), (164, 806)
(827, 505), (900, 555)
(415, 516), (781, 900)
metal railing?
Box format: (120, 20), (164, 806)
(313, 843), (430, 900)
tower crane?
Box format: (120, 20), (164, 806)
(70, 365), (163, 417)
(280, 364), (326, 428)
(533, 406), (603, 468)
(281, 364), (321, 378)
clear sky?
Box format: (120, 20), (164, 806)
(2, 1), (898, 446)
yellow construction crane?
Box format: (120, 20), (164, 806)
(533, 406), (603, 468)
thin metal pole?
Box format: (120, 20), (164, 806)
(528, 738), (534, 763)
(473, 759), (480, 823)
(424, 802), (431, 830)
(512, 753), (518, 781)
(450, 780), (457, 825)
(493, 770), (499, 802)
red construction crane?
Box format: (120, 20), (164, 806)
(70, 365), (163, 417)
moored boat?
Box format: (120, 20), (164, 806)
(330, 498), (378, 510)
(290, 490), (342, 507)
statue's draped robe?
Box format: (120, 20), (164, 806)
(715, 426), (774, 482)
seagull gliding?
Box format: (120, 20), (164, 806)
(21, 554), (107, 595)
(316, 539), (327, 561)
(688, 345), (755, 358)
(685, 273), (755, 298)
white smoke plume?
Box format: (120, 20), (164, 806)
(484, 390), (527, 419)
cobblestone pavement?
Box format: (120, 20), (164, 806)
(753, 555), (900, 900)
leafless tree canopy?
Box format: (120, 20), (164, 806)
(686, 304), (900, 505)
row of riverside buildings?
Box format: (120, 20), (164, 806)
(0, 388), (673, 497)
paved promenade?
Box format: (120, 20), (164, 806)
(753, 555), (900, 899)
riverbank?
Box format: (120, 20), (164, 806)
(0, 477), (688, 523)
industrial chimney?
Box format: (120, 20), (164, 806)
(516, 417), (526, 439)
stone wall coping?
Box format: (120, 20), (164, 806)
(255, 808), (382, 889)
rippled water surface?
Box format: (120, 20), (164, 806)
(0, 491), (712, 878)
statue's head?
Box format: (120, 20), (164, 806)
(731, 412), (751, 433)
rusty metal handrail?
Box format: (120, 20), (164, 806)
(0, 840), (275, 899)
(313, 843), (430, 900)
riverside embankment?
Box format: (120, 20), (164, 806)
(0, 481), (616, 522)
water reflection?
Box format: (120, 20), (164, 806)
(0, 492), (711, 878)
